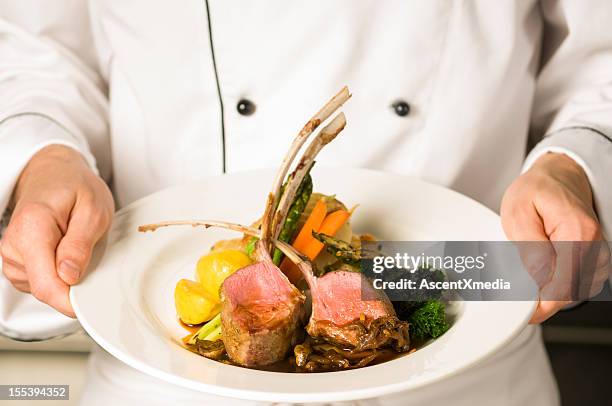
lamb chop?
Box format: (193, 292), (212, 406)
(140, 220), (409, 369)
(139, 87), (409, 370)
(305, 271), (406, 349)
(218, 240), (304, 366)
(141, 88), (350, 367)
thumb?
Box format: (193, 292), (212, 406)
(56, 205), (107, 285)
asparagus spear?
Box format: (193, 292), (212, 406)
(272, 173), (313, 265)
(260, 87), (351, 250)
(312, 231), (379, 266)
(187, 313), (222, 345)
(246, 173), (313, 263)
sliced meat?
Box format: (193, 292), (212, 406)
(310, 271), (393, 324)
(305, 270), (408, 349)
(138, 87), (354, 369)
(220, 259), (305, 366)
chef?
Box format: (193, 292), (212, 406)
(1, 1), (611, 405)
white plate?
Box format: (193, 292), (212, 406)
(71, 167), (535, 403)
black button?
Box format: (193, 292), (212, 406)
(392, 100), (410, 117)
(237, 99), (256, 116)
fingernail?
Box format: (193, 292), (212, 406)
(59, 260), (80, 282)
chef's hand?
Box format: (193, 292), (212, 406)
(501, 152), (610, 323)
(1, 145), (114, 317)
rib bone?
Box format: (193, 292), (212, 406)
(260, 87), (351, 248)
(138, 220), (313, 280)
(272, 112), (346, 240)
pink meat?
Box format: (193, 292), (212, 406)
(306, 270), (396, 347)
(220, 261), (305, 366)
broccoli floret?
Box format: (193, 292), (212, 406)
(408, 299), (449, 340)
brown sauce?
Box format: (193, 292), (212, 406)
(180, 320), (203, 344)
(230, 346), (418, 373)
(180, 321), (422, 373)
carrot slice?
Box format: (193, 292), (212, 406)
(280, 200), (352, 283)
(280, 198), (327, 281)
(302, 209), (350, 260)
(292, 198), (328, 251)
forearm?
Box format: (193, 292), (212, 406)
(0, 5), (111, 217)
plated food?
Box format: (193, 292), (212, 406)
(138, 87), (449, 372)
(71, 166), (533, 401)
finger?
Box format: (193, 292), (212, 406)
(533, 233), (593, 323)
(16, 212), (75, 317)
(548, 217), (608, 301)
(1, 236), (28, 285)
(502, 195), (560, 323)
(501, 193), (550, 241)
(12, 281), (31, 293)
(56, 199), (109, 285)
(579, 241), (612, 300)
(501, 199), (555, 288)
(518, 241), (556, 289)
(584, 241), (611, 298)
(26, 258), (74, 318)
(1, 261), (28, 284)
(534, 219), (608, 323)
(529, 300), (570, 324)
(534, 245), (575, 322)
(573, 240), (607, 300)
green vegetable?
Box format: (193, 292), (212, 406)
(312, 232), (380, 266)
(188, 313), (222, 345)
(272, 173), (313, 265)
(245, 237), (258, 260)
(408, 299), (449, 340)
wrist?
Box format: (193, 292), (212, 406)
(532, 152), (589, 183)
(531, 151), (583, 173)
(532, 152), (594, 210)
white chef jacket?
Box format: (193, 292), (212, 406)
(1, 0), (611, 404)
